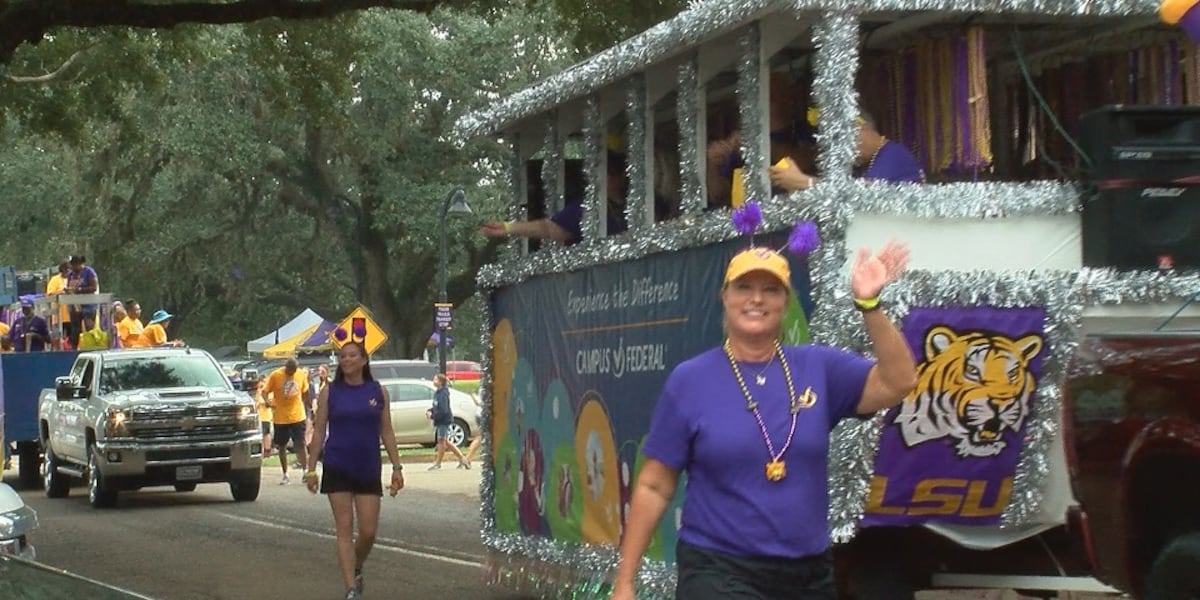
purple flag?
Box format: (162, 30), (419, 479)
(861, 306), (1046, 527)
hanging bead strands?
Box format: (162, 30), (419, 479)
(723, 339), (811, 481)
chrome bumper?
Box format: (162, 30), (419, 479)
(95, 434), (263, 476)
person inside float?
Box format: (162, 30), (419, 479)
(706, 72), (820, 209)
(768, 108), (925, 192)
(479, 150), (629, 246)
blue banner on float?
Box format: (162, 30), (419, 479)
(489, 235), (812, 564)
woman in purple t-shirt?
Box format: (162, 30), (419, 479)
(612, 243), (918, 599)
(305, 341), (405, 600)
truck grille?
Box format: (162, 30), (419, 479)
(145, 447), (231, 462)
(127, 405), (241, 440)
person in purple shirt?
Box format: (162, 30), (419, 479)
(769, 110), (925, 191)
(305, 341), (405, 600)
(612, 242), (918, 599)
(10, 299), (51, 352)
(479, 152), (629, 246)
(65, 255), (99, 349)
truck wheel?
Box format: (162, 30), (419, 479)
(1145, 531), (1200, 599)
(229, 471), (260, 502)
(174, 483), (197, 492)
(17, 442), (41, 490)
(447, 418), (469, 448)
(87, 448), (117, 509)
(42, 447), (69, 499)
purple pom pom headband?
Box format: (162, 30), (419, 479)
(729, 200), (820, 259)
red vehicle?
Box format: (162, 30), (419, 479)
(445, 360), (482, 382)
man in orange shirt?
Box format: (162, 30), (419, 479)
(261, 358), (310, 485)
(117, 301), (147, 348)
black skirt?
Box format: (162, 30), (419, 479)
(318, 464), (383, 497)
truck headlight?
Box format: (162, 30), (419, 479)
(104, 409), (129, 437)
(237, 405), (258, 430)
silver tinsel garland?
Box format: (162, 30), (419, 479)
(625, 75), (649, 232)
(581, 95), (605, 244)
(676, 55), (705, 215)
(810, 10), (859, 182)
(455, 0), (1156, 139)
(736, 22), (770, 204)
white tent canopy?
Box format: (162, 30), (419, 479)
(246, 308), (326, 354)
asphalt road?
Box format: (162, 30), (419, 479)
(3, 459), (532, 600)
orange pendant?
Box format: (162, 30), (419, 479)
(765, 460), (786, 482)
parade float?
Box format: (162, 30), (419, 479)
(457, 0), (1200, 596)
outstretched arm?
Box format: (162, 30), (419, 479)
(851, 241), (918, 414)
(479, 219), (573, 244)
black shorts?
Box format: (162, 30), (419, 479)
(319, 464), (382, 496)
(261, 422), (273, 436)
(674, 540), (833, 599)
(272, 422), (305, 449)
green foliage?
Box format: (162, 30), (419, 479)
(549, 0), (684, 55)
(0, 4), (568, 357)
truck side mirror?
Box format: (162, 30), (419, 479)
(55, 377), (82, 401)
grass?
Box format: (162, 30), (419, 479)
(449, 379), (481, 395)
(259, 446), (438, 469)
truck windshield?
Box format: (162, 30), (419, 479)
(99, 355), (230, 393)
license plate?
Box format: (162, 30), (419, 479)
(176, 465), (203, 481)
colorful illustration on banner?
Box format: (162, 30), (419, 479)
(541, 379), (582, 541)
(576, 392), (621, 544)
(493, 434), (519, 533)
(862, 306), (1047, 528)
(492, 318), (516, 444)
(518, 428), (546, 534)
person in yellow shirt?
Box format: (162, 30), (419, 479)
(246, 375), (273, 458)
(117, 301), (147, 348)
(0, 321), (10, 353)
(261, 358), (310, 485)
(44, 259), (70, 345)
(141, 310), (184, 348)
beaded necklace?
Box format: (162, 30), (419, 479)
(722, 339), (816, 482)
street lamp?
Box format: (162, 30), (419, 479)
(438, 187), (472, 375)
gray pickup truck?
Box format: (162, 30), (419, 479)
(37, 348), (263, 508)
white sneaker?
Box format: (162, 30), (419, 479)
(279, 474), (290, 485)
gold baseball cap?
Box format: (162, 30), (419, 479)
(724, 248), (792, 290)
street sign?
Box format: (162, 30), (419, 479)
(434, 303), (453, 330)
(333, 306), (389, 356)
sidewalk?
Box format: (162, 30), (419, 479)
(260, 457), (483, 500)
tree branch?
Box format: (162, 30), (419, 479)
(1, 0), (442, 64)
(4, 43), (92, 82)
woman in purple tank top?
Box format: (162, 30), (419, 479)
(305, 341), (405, 600)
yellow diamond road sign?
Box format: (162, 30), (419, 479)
(334, 306), (389, 356)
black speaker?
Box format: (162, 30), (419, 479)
(15, 272), (45, 297)
(1080, 105), (1200, 270)
(1082, 186), (1200, 269)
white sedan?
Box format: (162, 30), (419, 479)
(0, 482), (37, 560)
(380, 378), (478, 447)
